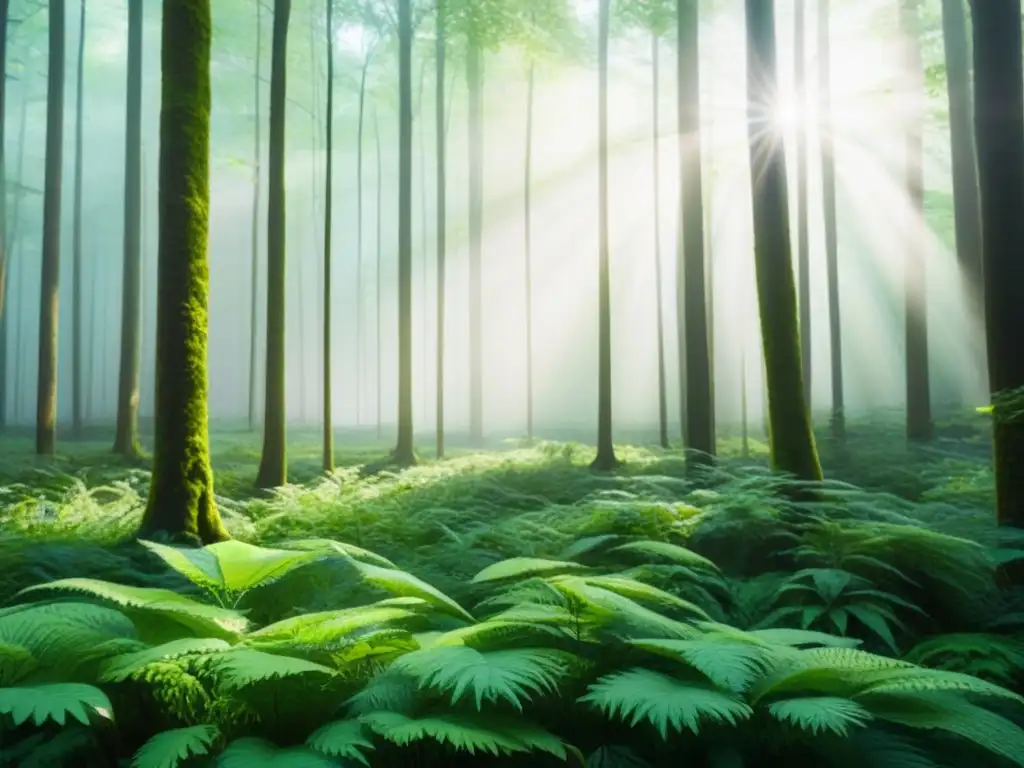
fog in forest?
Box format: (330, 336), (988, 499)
(3, 0), (983, 441)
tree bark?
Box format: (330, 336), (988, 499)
(678, 0), (714, 467)
(971, 0), (1024, 528)
(652, 32), (668, 449)
(375, 107), (383, 440)
(71, 0), (86, 437)
(0, 0), (9, 430)
(36, 0), (66, 456)
(248, 0), (262, 431)
(114, 0), (143, 457)
(139, 0), (228, 544)
(525, 56), (536, 442)
(795, 0), (811, 407)
(819, 0), (845, 442)
(435, 0), (447, 458)
(356, 52), (372, 425)
(392, 0), (415, 466)
(591, 0), (619, 471)
(901, 0), (932, 442)
(466, 34), (483, 444)
(322, 0), (334, 472)
(743, 0), (822, 481)
(255, 0), (291, 489)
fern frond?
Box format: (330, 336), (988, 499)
(199, 649), (336, 691)
(743, 628), (861, 648)
(217, 737), (341, 767)
(306, 719), (375, 765)
(244, 603), (420, 651)
(390, 645), (573, 710)
(608, 541), (720, 573)
(0, 683), (112, 726)
(345, 671), (420, 715)
(131, 724), (221, 768)
(100, 638), (232, 683)
(580, 668), (752, 738)
(348, 560), (474, 622)
(767, 696), (873, 736)
(284, 538), (397, 568)
(472, 557), (590, 583)
(631, 638), (769, 694)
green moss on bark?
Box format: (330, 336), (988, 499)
(138, 0), (227, 545)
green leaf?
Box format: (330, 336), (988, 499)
(767, 696), (873, 736)
(284, 538), (397, 568)
(608, 541), (720, 572)
(0, 683), (113, 727)
(101, 638), (232, 683)
(216, 737), (341, 767)
(306, 719), (375, 765)
(203, 649), (337, 691)
(631, 638), (769, 694)
(131, 725), (221, 768)
(349, 560), (474, 623)
(471, 557), (589, 583)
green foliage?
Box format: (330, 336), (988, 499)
(131, 724), (221, 768)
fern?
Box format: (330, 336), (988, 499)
(347, 559), (475, 623)
(217, 737), (341, 767)
(305, 718), (375, 764)
(198, 649), (337, 691)
(631, 638), (770, 694)
(0, 683), (112, 726)
(767, 696), (873, 736)
(131, 724), (221, 768)
(101, 637), (232, 683)
(472, 557), (590, 583)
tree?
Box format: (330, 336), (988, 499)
(71, 0), (86, 437)
(677, 0), (714, 466)
(138, 0), (229, 544)
(435, 0), (447, 458)
(255, 0), (292, 489)
(36, 0), (66, 456)
(247, 0), (263, 432)
(819, 0), (844, 442)
(0, 0), (9, 432)
(971, 0), (1024, 528)
(322, 0), (335, 472)
(591, 0), (619, 471)
(794, 0), (810, 405)
(113, 0), (144, 457)
(392, 0), (415, 466)
(743, 0), (822, 482)
(901, 0), (932, 442)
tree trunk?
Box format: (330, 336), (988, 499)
(743, 0), (822, 481)
(971, 0), (1024, 528)
(322, 0), (334, 472)
(393, 0), (415, 466)
(7, 90), (26, 423)
(901, 0), (932, 443)
(417, 58), (429, 423)
(138, 0), (228, 544)
(36, 0), (66, 456)
(255, 0), (291, 489)
(795, 0), (811, 407)
(356, 53), (372, 426)
(0, 0), (8, 429)
(71, 0), (86, 437)
(819, 0), (845, 442)
(679, 0), (714, 467)
(435, 0), (447, 458)
(248, 0), (262, 431)
(466, 34), (483, 444)
(113, 0), (143, 457)
(651, 32), (668, 449)
(591, 0), (619, 471)
(942, 0), (982, 301)
(375, 107), (383, 440)
(525, 57), (535, 442)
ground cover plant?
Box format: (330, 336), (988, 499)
(1, 415), (1023, 766)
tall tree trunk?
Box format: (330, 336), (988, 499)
(392, 0), (415, 466)
(86, 257), (96, 424)
(375, 107), (383, 440)
(322, 0), (334, 472)
(901, 0), (932, 442)
(436, 0), (447, 458)
(524, 56), (535, 442)
(139, 0), (228, 544)
(71, 0), (86, 437)
(7, 89), (26, 423)
(679, 0), (714, 466)
(971, 0), (1024, 528)
(795, 0), (811, 407)
(248, 0), (262, 431)
(651, 33), (668, 449)
(743, 0), (822, 481)
(0, 0), (8, 430)
(114, 0), (143, 457)
(356, 54), (372, 426)
(466, 34), (483, 444)
(36, 0), (67, 456)
(819, 0), (844, 442)
(591, 0), (619, 471)
(255, 0), (291, 489)
(417, 58), (429, 423)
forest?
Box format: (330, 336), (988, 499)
(0, 0), (1023, 765)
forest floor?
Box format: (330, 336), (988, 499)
(1, 412), (1021, 766)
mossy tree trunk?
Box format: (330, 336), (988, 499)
(247, 0), (262, 432)
(322, 0), (334, 473)
(651, 32), (669, 450)
(71, 0), (86, 438)
(466, 32), (483, 445)
(678, 0), (714, 468)
(591, 0), (619, 472)
(36, 0), (66, 457)
(941, 0), (982, 307)
(794, 0), (811, 407)
(971, 0), (1024, 528)
(392, 0), (415, 467)
(255, 0), (291, 490)
(435, 0), (447, 458)
(819, 0), (845, 443)
(113, 0), (143, 458)
(139, 0), (228, 545)
(901, 0), (932, 443)
(743, 0), (822, 482)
